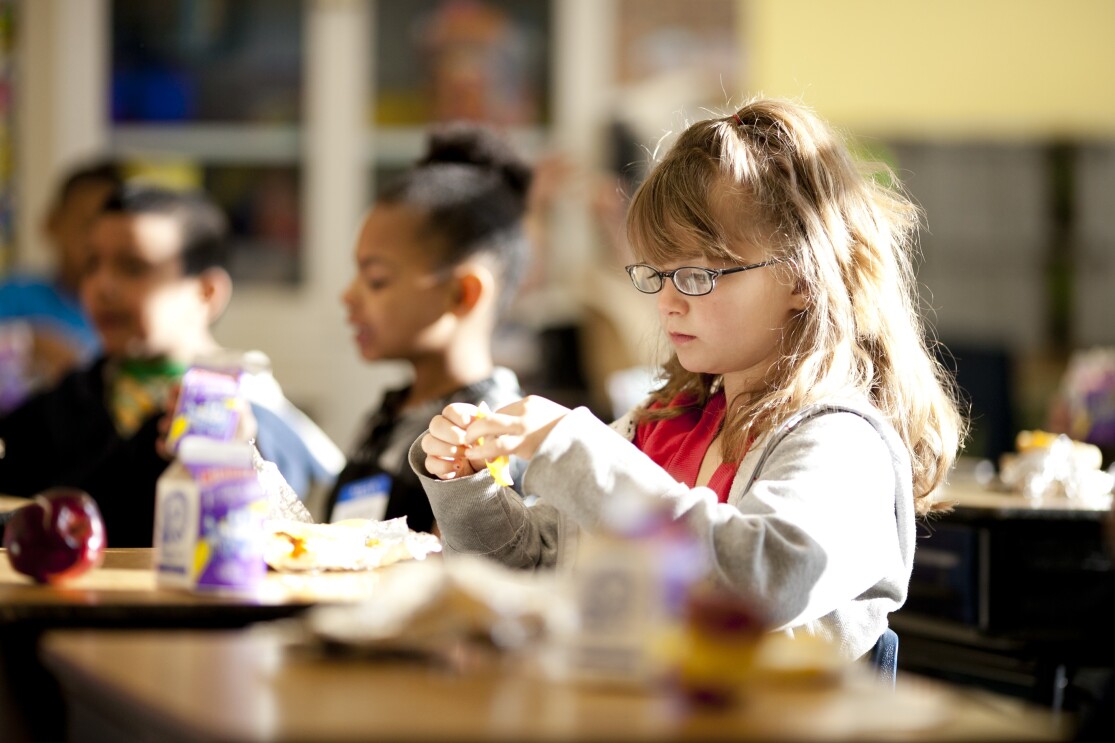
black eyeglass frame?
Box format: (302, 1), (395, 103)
(624, 259), (782, 296)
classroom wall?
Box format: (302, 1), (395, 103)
(745, 0), (1115, 139)
(739, 0), (1115, 446)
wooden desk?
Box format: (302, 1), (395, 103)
(931, 475), (1113, 519)
(40, 625), (1067, 743)
(897, 464), (1115, 710)
(0, 494), (30, 512)
(0, 548), (385, 627)
(0, 547), (388, 743)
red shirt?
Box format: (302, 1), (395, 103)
(634, 390), (738, 503)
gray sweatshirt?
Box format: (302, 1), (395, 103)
(407, 396), (914, 660)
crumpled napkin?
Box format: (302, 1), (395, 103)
(304, 555), (558, 655)
(1000, 433), (1114, 503)
(251, 444), (315, 523)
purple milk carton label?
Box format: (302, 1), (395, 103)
(154, 438), (267, 593)
(166, 367), (244, 453)
(188, 461), (268, 591)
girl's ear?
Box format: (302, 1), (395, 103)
(450, 264), (494, 316)
(790, 277), (808, 311)
(198, 267), (233, 323)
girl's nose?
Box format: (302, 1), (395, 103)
(657, 282), (688, 315)
(340, 278), (358, 308)
(83, 269), (109, 300)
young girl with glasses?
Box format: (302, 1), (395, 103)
(411, 97), (966, 660)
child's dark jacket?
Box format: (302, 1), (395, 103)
(0, 356), (337, 546)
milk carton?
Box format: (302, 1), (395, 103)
(165, 350), (270, 454)
(154, 436), (268, 592)
(546, 489), (709, 688)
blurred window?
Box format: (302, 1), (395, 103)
(111, 0), (302, 124)
(110, 0), (303, 285)
(373, 0), (551, 127)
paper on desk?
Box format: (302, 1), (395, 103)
(304, 555), (559, 655)
(264, 517), (442, 572)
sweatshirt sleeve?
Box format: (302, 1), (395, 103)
(411, 405), (903, 631)
(521, 407), (901, 630)
(408, 434), (562, 569)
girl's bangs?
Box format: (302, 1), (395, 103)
(627, 152), (733, 266)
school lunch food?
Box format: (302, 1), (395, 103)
(475, 402), (513, 487)
(264, 517), (442, 572)
(999, 429), (1113, 501)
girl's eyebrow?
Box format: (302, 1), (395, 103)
(357, 256), (393, 271)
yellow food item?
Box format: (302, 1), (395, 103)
(474, 403), (513, 487)
(263, 519), (440, 572)
(1014, 429), (1103, 471)
(274, 531), (308, 559)
(1015, 429), (1059, 452)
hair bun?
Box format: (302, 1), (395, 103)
(420, 122), (532, 198)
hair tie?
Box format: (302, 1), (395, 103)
(732, 112), (745, 127)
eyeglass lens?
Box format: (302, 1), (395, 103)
(673, 268), (712, 294)
(629, 265), (713, 295)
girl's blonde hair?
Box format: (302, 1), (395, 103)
(627, 97), (966, 514)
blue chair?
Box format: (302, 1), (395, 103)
(869, 628), (899, 688)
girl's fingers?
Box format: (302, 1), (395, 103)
(465, 396), (571, 460)
(423, 453), (456, 480)
(426, 396), (568, 472)
(442, 402), (483, 429)
(421, 433), (479, 481)
(420, 430), (470, 460)
(429, 402), (491, 446)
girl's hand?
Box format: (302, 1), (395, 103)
(422, 403), (487, 480)
(421, 396), (571, 481)
(464, 396), (571, 463)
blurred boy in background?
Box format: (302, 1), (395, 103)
(0, 183), (342, 546)
(0, 161), (122, 411)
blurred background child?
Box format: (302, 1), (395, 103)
(416, 97), (966, 660)
(0, 183), (341, 546)
(322, 121), (532, 534)
(0, 161), (123, 411)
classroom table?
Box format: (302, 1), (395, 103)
(896, 461), (1115, 710)
(39, 623), (1068, 743)
(0, 547), (385, 625)
(0, 547), (387, 742)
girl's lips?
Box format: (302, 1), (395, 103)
(669, 332), (696, 345)
(350, 325), (371, 346)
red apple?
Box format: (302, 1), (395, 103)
(3, 487), (107, 583)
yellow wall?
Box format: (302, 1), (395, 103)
(745, 0), (1115, 139)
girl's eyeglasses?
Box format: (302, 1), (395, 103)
(624, 260), (780, 296)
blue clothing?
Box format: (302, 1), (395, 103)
(0, 274), (101, 361)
